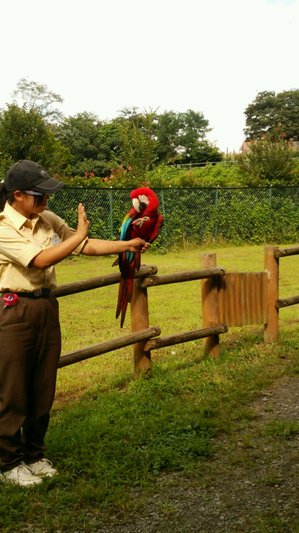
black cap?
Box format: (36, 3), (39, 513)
(5, 160), (64, 194)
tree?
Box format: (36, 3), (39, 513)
(154, 111), (184, 163)
(56, 113), (125, 177)
(244, 90), (299, 141)
(276, 90), (299, 140)
(0, 104), (71, 176)
(97, 121), (123, 163)
(12, 78), (63, 123)
(182, 140), (223, 164)
(56, 112), (101, 175)
(177, 110), (222, 163)
(113, 108), (158, 179)
(155, 109), (221, 164)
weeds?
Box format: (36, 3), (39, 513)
(263, 420), (299, 440)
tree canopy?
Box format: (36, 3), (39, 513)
(154, 109), (222, 164)
(12, 78), (63, 123)
(244, 90), (299, 141)
(0, 104), (70, 174)
(0, 79), (223, 180)
(3, 78), (298, 185)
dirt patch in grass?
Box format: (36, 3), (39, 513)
(98, 375), (299, 533)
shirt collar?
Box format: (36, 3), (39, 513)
(3, 202), (39, 230)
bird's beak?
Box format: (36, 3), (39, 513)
(132, 198), (140, 212)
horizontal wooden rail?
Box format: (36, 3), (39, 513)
(144, 324), (228, 351)
(58, 326), (161, 368)
(276, 295), (299, 308)
(274, 246), (299, 258)
(141, 268), (225, 288)
(53, 264), (158, 297)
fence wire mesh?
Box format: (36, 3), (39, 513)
(48, 186), (299, 246)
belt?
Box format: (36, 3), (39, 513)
(0, 289), (52, 298)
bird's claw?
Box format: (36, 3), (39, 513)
(133, 216), (150, 227)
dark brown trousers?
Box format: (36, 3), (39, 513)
(0, 296), (61, 471)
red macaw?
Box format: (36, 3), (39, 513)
(115, 187), (163, 327)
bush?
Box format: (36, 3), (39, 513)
(237, 140), (297, 185)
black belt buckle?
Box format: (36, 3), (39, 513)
(33, 289), (43, 297)
(32, 288), (51, 298)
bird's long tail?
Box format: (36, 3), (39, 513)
(115, 252), (140, 327)
(115, 274), (134, 328)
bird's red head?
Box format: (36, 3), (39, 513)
(130, 187), (159, 214)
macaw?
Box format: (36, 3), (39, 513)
(115, 187), (163, 327)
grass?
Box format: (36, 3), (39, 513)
(0, 244), (298, 532)
(263, 420), (299, 440)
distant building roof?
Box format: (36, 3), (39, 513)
(240, 139), (299, 153)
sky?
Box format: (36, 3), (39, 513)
(1, 0), (298, 153)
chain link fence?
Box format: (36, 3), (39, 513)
(48, 186), (299, 247)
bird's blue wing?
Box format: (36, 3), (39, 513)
(120, 215), (132, 240)
(119, 215), (134, 263)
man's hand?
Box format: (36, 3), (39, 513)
(127, 238), (151, 253)
(76, 203), (90, 240)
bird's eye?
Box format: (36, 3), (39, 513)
(138, 194), (149, 205)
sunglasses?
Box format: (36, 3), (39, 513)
(24, 190), (47, 197)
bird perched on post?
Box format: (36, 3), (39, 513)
(115, 187), (163, 327)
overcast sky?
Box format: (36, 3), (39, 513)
(1, 0), (298, 153)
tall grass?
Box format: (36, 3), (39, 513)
(0, 245), (298, 532)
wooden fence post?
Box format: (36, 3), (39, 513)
(131, 278), (151, 376)
(264, 245), (279, 343)
(201, 253), (220, 357)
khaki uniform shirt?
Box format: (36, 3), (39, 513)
(0, 202), (86, 291)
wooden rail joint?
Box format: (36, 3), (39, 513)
(144, 324), (228, 351)
(276, 295), (299, 309)
(274, 245), (299, 258)
(141, 268), (225, 288)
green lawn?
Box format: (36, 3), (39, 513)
(1, 244), (298, 532)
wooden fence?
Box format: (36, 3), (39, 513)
(200, 245), (299, 347)
(54, 262), (228, 376)
(53, 245), (299, 376)
(264, 245), (299, 343)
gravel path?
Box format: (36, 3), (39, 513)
(97, 376), (299, 533)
